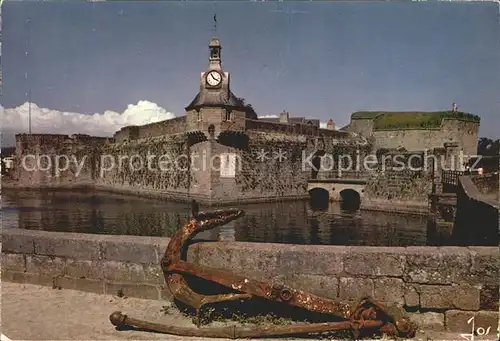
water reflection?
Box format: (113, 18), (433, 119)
(1, 188), (431, 246)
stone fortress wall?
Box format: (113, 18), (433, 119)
(9, 109), (478, 209)
(13, 134), (111, 187)
(10, 113), (372, 205)
(345, 112), (479, 157)
(92, 124), (370, 205)
(114, 116), (187, 143)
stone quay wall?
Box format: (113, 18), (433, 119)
(2, 228), (498, 333)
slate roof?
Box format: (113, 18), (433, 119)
(185, 89), (246, 111)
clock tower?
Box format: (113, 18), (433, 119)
(185, 36), (257, 138)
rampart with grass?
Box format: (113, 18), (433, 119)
(345, 111), (480, 156)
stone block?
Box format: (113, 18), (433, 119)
(143, 264), (164, 285)
(2, 270), (55, 287)
(185, 244), (198, 263)
(54, 277), (105, 294)
(65, 259), (103, 280)
(404, 247), (472, 284)
(240, 248), (282, 278)
(339, 277), (374, 300)
(105, 282), (160, 300)
(103, 261), (146, 283)
(469, 247), (500, 286)
(288, 274), (338, 299)
(408, 312), (445, 332)
(196, 243), (238, 270)
(479, 285), (499, 311)
(1, 231), (36, 253)
(2, 253), (26, 272)
(26, 255), (65, 277)
(373, 278), (404, 305)
(159, 285), (173, 300)
(35, 234), (101, 260)
(403, 284), (420, 308)
(344, 248), (405, 277)
(445, 310), (499, 333)
(101, 240), (158, 263)
(420, 284), (480, 310)
(278, 245), (344, 276)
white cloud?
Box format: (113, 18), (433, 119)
(1, 100), (175, 145)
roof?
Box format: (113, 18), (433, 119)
(185, 89), (257, 117)
(186, 89), (243, 109)
(258, 116), (320, 127)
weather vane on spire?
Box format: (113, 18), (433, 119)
(213, 2), (218, 35)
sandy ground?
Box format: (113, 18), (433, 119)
(0, 282), (488, 341)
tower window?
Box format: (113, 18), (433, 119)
(211, 48), (220, 59)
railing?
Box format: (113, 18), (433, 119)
(441, 170), (465, 193)
(441, 170), (465, 185)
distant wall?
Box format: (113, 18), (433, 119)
(13, 134), (111, 187)
(95, 133), (201, 201)
(364, 170), (432, 203)
(2, 228), (498, 333)
(9, 129), (372, 206)
(215, 133), (312, 203)
(347, 117), (479, 156)
(344, 118), (374, 138)
(247, 119), (353, 139)
(114, 117), (187, 143)
(372, 120), (479, 157)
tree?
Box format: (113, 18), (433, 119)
(477, 137), (499, 157)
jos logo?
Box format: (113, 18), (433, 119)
(460, 316), (497, 341)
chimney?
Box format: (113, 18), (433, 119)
(327, 119), (335, 130)
(279, 110), (289, 124)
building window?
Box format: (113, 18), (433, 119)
(197, 110), (202, 121)
(224, 110), (232, 121)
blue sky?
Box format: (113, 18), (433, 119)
(2, 1), (499, 140)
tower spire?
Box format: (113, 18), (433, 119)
(213, 13), (217, 35)
(213, 2), (218, 36)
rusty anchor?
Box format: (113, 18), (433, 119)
(110, 207), (416, 339)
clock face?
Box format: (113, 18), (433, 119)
(206, 71), (222, 87)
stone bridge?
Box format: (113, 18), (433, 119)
(307, 171), (370, 210)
